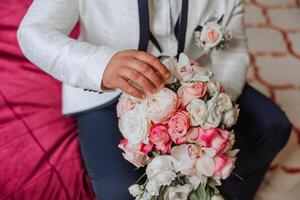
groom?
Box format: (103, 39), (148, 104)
(17, 0), (292, 199)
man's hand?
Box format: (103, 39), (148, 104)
(102, 50), (170, 98)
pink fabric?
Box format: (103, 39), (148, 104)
(0, 0), (95, 199)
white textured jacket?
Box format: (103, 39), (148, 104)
(17, 0), (249, 115)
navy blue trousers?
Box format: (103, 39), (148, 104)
(77, 84), (292, 200)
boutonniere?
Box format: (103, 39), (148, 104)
(194, 15), (232, 54)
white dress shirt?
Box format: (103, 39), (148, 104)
(17, 0), (250, 115)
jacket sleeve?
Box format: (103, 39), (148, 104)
(209, 0), (250, 101)
(17, 0), (118, 92)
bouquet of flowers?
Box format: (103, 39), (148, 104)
(117, 53), (240, 200)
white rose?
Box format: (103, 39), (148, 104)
(129, 184), (143, 197)
(164, 184), (193, 200)
(187, 99), (207, 126)
(207, 79), (221, 96)
(145, 156), (177, 196)
(202, 97), (222, 129)
(142, 88), (178, 123)
(200, 23), (223, 48)
(119, 105), (149, 144)
(216, 93), (233, 113)
(212, 194), (224, 200)
(222, 105), (239, 128)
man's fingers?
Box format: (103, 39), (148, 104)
(125, 50), (169, 79)
(119, 67), (157, 94)
(125, 58), (164, 89)
(117, 78), (145, 99)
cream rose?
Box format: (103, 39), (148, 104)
(202, 97), (222, 129)
(187, 99), (207, 126)
(142, 88), (178, 123)
(216, 93), (233, 113)
(222, 105), (239, 128)
(207, 79), (221, 96)
(119, 105), (150, 144)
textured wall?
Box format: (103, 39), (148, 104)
(244, 0), (300, 199)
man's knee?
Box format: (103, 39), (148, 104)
(270, 110), (292, 150)
(263, 108), (292, 152)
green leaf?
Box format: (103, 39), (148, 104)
(189, 193), (199, 200)
(188, 183), (222, 200)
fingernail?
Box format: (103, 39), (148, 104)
(165, 73), (170, 79)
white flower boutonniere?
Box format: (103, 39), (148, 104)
(194, 15), (232, 53)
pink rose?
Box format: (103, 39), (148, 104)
(140, 142), (154, 155)
(200, 23), (223, 48)
(186, 128), (203, 145)
(189, 128), (230, 155)
(186, 127), (199, 142)
(149, 124), (172, 153)
(206, 28), (220, 43)
(116, 97), (135, 117)
(200, 128), (230, 155)
(168, 110), (190, 144)
(118, 139), (150, 168)
(177, 82), (207, 106)
(214, 154), (236, 179)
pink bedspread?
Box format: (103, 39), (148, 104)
(0, 1), (95, 199)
